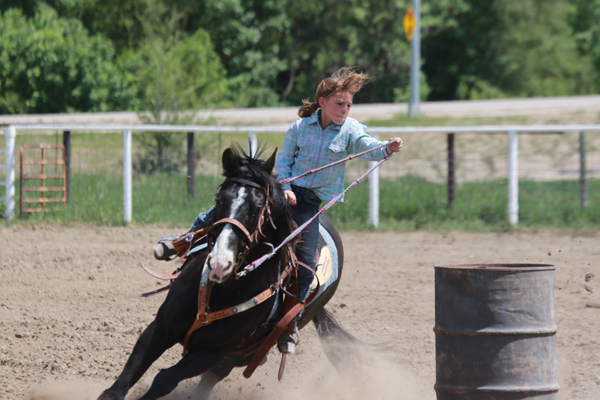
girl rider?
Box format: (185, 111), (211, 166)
(274, 67), (402, 353)
(162, 67), (403, 354)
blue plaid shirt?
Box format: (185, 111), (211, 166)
(275, 112), (389, 202)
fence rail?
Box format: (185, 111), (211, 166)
(2, 123), (600, 225)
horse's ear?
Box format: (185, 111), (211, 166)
(222, 148), (239, 172)
(262, 148), (277, 174)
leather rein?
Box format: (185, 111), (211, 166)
(182, 177), (289, 355)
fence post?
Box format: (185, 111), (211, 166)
(368, 132), (380, 228)
(123, 130), (132, 224)
(63, 131), (71, 202)
(247, 131), (258, 157)
(447, 133), (456, 208)
(508, 130), (519, 225)
(4, 126), (16, 219)
(187, 131), (195, 198)
(579, 131), (587, 211)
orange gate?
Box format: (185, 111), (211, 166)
(20, 144), (67, 214)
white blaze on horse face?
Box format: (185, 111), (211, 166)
(209, 187), (247, 282)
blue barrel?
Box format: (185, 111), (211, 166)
(434, 264), (559, 400)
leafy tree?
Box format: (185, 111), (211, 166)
(422, 0), (595, 100)
(571, 0), (600, 90)
(0, 5), (136, 113)
(282, 0), (415, 104)
(2, 0), (597, 110)
(61, 0), (291, 107)
(151, 0), (428, 105)
(489, 0), (594, 97)
(124, 30), (228, 173)
(188, 0), (290, 107)
(114, 0), (228, 173)
(0, 0), (38, 16)
(46, 0), (168, 54)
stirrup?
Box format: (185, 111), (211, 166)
(277, 326), (300, 354)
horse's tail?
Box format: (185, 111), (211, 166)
(312, 308), (363, 375)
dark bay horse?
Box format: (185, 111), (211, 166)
(98, 147), (351, 400)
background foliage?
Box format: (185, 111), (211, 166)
(0, 0), (599, 114)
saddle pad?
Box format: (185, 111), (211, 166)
(311, 245), (333, 290)
(309, 224), (340, 300)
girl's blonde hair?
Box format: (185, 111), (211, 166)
(298, 67), (369, 118)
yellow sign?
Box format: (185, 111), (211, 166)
(404, 7), (415, 41)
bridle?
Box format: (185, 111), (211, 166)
(205, 177), (276, 275)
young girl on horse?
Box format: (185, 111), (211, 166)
(274, 67), (402, 352)
(165, 67), (402, 354)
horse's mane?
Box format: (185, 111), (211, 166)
(224, 144), (298, 252)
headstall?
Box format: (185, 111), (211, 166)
(205, 178), (276, 274)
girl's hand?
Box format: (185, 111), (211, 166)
(386, 137), (403, 154)
(284, 190), (297, 206)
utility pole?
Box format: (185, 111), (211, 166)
(407, 0), (421, 117)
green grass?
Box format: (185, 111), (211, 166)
(4, 173), (222, 227)
(326, 176), (600, 231)
(3, 172), (600, 232)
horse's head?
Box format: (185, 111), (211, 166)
(207, 146), (279, 283)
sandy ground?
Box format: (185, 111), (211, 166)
(1, 225), (599, 400)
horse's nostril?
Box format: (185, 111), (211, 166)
(208, 259), (235, 283)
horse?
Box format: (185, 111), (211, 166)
(97, 146), (353, 400)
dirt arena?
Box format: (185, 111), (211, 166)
(1, 225), (599, 400)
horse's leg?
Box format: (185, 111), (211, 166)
(97, 320), (173, 400)
(192, 355), (239, 400)
(137, 348), (225, 400)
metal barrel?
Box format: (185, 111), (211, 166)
(434, 264), (559, 400)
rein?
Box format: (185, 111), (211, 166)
(146, 146), (392, 377)
(278, 141), (389, 185)
(143, 144), (392, 283)
(241, 148), (394, 276)
(181, 250), (296, 356)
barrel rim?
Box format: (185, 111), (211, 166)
(434, 263), (555, 271)
(434, 383), (560, 394)
(433, 327), (558, 336)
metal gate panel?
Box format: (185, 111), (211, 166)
(19, 144), (67, 214)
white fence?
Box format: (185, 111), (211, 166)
(2, 123), (600, 224)
(1, 126), (15, 219)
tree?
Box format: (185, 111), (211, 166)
(0, 5), (136, 113)
(123, 30), (229, 173)
(571, 0), (600, 91)
(281, 0), (418, 104)
(115, 1), (228, 173)
(188, 0), (290, 107)
(422, 0), (595, 100)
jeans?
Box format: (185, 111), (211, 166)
(189, 186), (320, 302)
(290, 185), (321, 302)
(190, 206), (215, 232)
